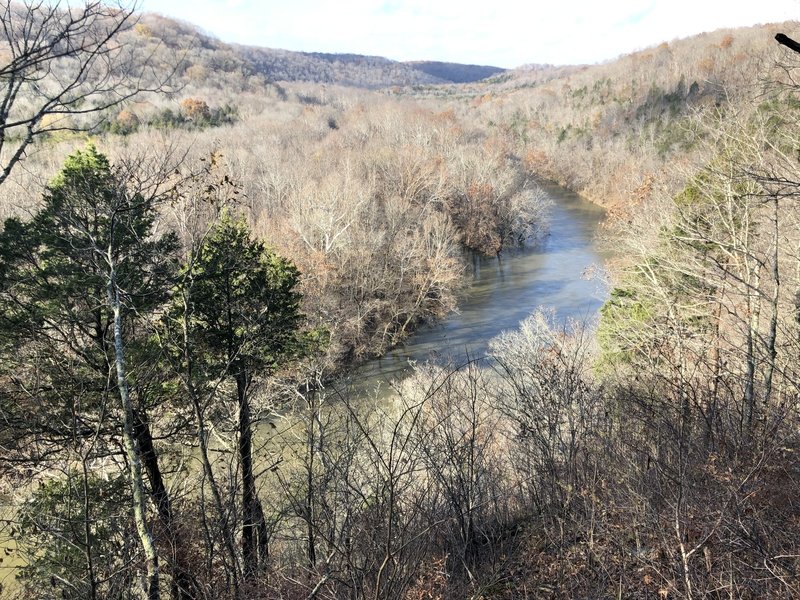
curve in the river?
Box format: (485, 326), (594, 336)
(351, 183), (609, 389)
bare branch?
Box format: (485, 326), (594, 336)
(0, 1), (179, 185)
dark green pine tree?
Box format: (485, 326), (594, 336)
(180, 212), (304, 580)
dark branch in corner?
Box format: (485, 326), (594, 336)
(776, 33), (800, 55)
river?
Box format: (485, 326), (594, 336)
(349, 183), (609, 393)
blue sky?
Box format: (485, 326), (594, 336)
(140, 0), (799, 68)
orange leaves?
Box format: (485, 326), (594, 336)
(697, 57), (716, 76)
(114, 109), (140, 133)
(180, 97), (211, 122)
(631, 173), (654, 206)
(522, 148), (549, 173)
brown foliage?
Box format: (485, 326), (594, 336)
(180, 97), (212, 121)
(5, 17), (800, 600)
(114, 109), (140, 133)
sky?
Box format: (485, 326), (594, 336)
(139, 0), (800, 68)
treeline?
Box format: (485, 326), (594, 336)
(402, 61), (505, 84)
(128, 13), (501, 91)
(104, 100), (238, 135)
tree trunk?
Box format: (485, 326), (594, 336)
(306, 390), (317, 570)
(762, 196), (780, 410)
(80, 458), (99, 600)
(238, 370), (268, 580)
(179, 288), (242, 594)
(133, 409), (198, 600)
(108, 273), (161, 600)
(743, 268), (761, 439)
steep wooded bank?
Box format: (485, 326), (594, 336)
(3, 89), (548, 367)
(424, 22), (800, 214)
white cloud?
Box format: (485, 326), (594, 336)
(141, 0), (799, 67)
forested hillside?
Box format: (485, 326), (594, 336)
(1, 2), (800, 599)
(130, 13), (505, 89)
(403, 60), (505, 83)
(420, 22), (797, 212)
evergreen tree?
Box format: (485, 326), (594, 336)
(0, 145), (187, 599)
(177, 213), (304, 580)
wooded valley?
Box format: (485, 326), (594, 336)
(0, 2), (799, 599)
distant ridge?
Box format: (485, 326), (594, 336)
(403, 61), (506, 83)
(138, 13), (504, 89)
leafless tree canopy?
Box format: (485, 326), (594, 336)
(0, 0), (176, 185)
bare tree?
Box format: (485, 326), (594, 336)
(0, 0), (176, 185)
